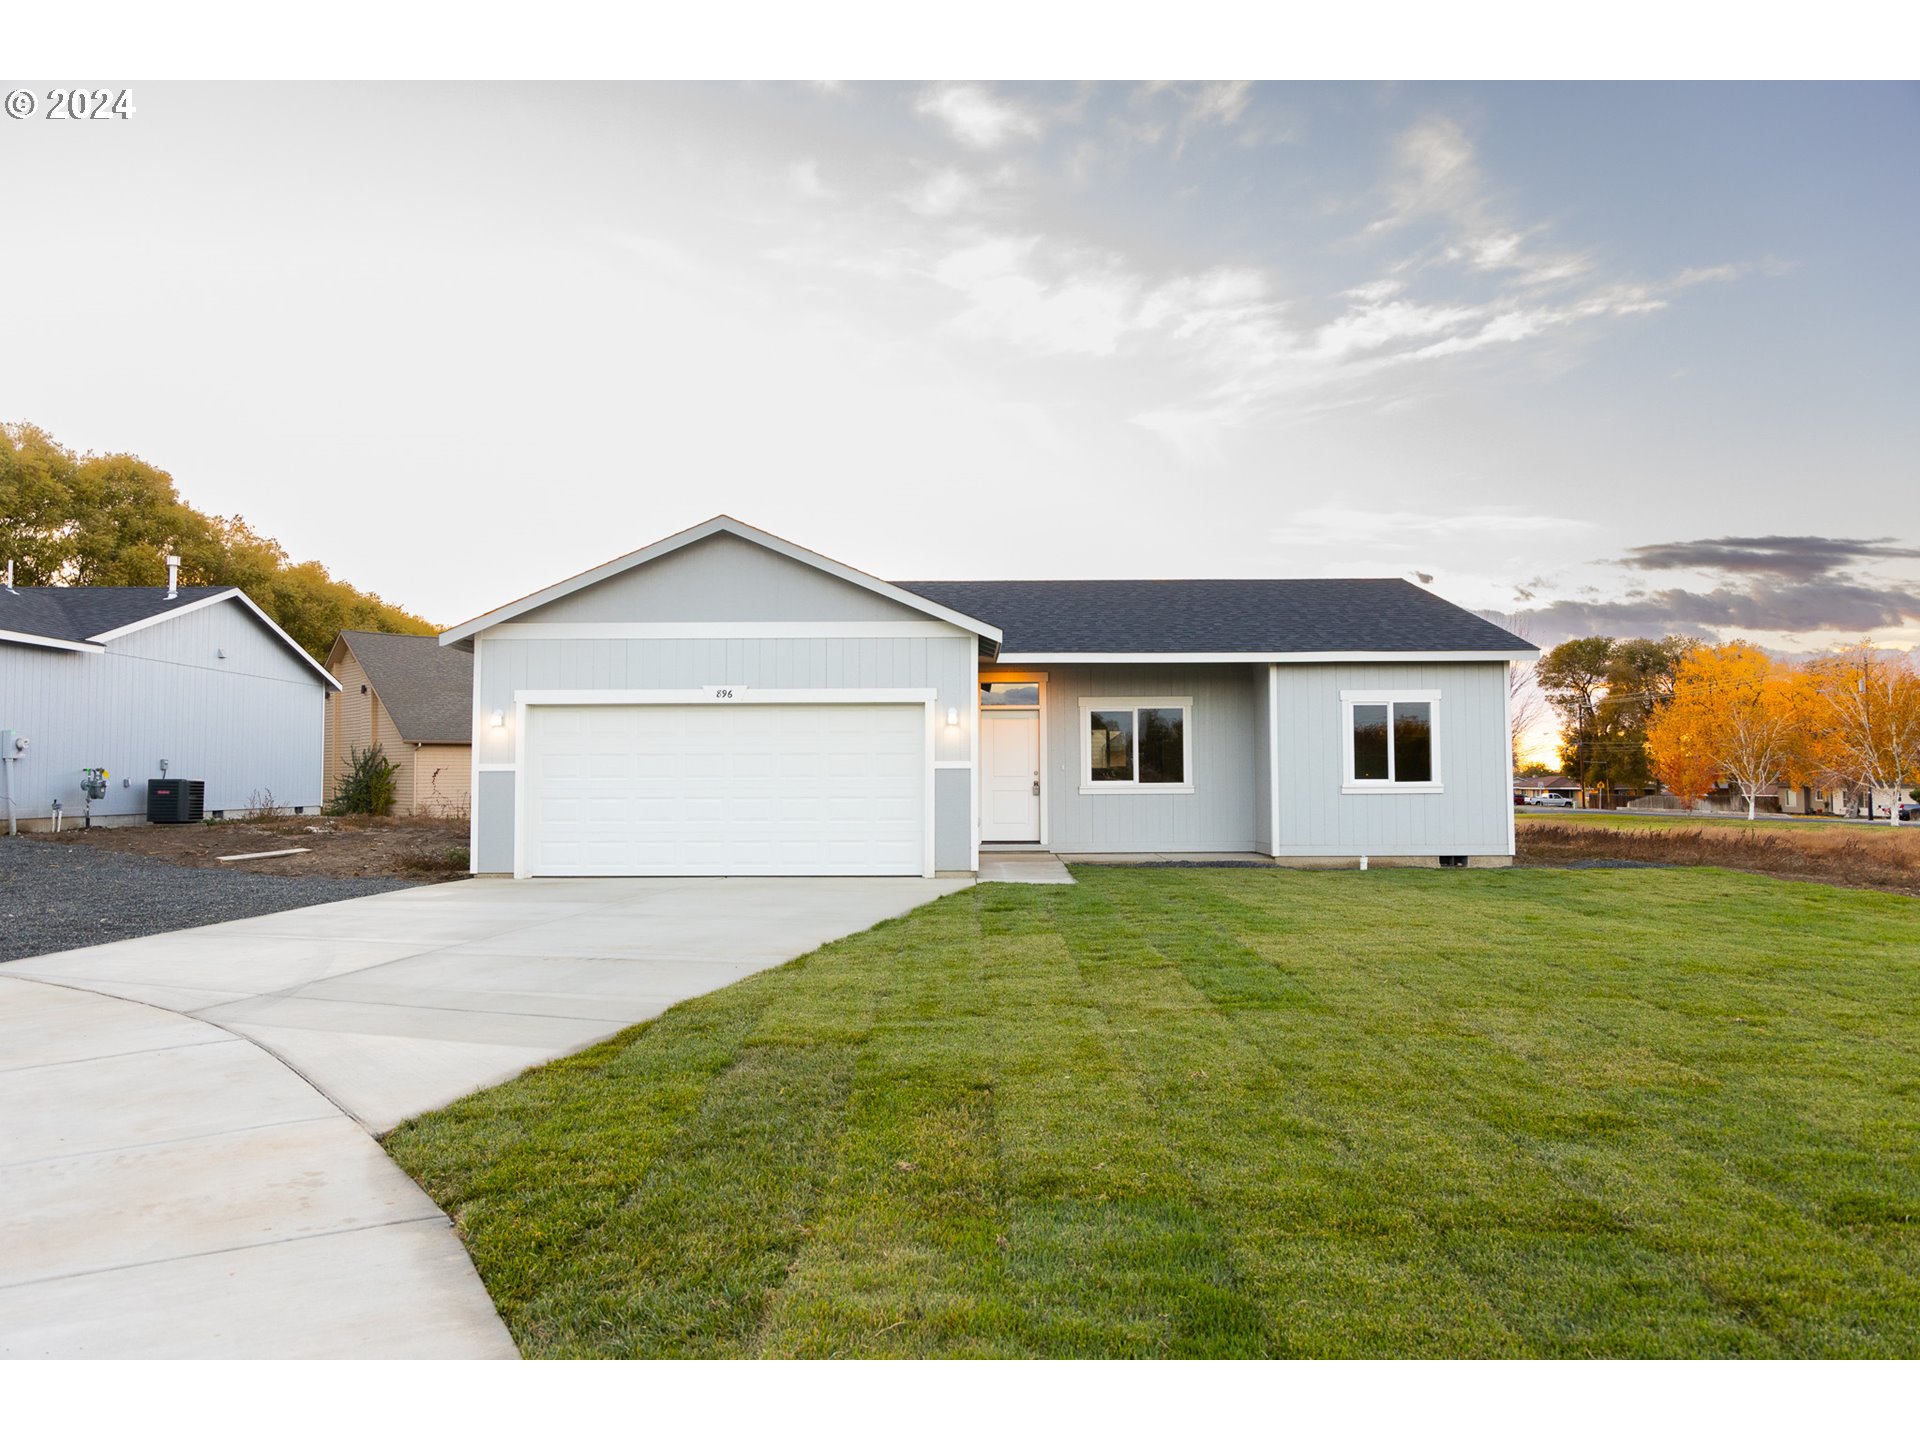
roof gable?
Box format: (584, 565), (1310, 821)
(336, 630), (473, 744)
(439, 517), (1002, 646)
(0, 584), (340, 686)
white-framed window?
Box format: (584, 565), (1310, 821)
(1340, 690), (1442, 794)
(1079, 696), (1194, 794)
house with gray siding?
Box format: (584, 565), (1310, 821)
(442, 516), (1535, 878)
(0, 574), (338, 830)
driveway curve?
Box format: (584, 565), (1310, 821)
(0, 975), (515, 1358)
(1, 875), (968, 1358)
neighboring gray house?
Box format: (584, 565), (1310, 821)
(441, 516), (1535, 878)
(0, 576), (339, 830)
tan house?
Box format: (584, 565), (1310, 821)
(325, 630), (472, 817)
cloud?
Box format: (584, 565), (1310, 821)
(789, 159), (830, 200)
(1283, 505), (1583, 549)
(916, 84), (1042, 149)
(902, 167), (983, 217)
(1619, 534), (1920, 580)
(932, 236), (1143, 357)
(1367, 117), (1593, 290)
(1518, 579), (1920, 647)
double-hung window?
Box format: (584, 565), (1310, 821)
(1341, 690), (1441, 793)
(1081, 696), (1193, 794)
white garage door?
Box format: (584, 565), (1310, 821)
(524, 703), (927, 877)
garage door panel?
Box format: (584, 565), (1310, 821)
(525, 703), (928, 876)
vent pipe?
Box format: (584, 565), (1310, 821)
(4, 559), (12, 591)
(165, 554), (180, 600)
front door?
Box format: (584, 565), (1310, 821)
(981, 710), (1041, 842)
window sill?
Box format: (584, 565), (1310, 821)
(1342, 782), (1444, 795)
(1080, 783), (1197, 796)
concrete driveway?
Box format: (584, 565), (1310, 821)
(0, 875), (968, 1357)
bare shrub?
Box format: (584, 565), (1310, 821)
(1519, 820), (1920, 898)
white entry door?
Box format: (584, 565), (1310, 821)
(524, 702), (928, 876)
(980, 710), (1041, 842)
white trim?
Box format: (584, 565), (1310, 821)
(511, 686), (938, 879)
(1077, 695), (1196, 796)
(513, 687), (937, 707)
(1505, 659), (1518, 858)
(0, 628), (103, 653)
(924, 699), (937, 874)
(439, 515), (1002, 645)
(998, 650), (1531, 664)
(480, 620), (968, 640)
(933, 760), (973, 770)
(981, 668), (1048, 845)
(85, 588), (240, 641)
(1267, 663), (1280, 858)
(1340, 688), (1442, 703)
(468, 634), (483, 870)
(476, 763), (517, 772)
(1339, 691), (1444, 793)
(86, 588), (342, 690)
(969, 646), (980, 871)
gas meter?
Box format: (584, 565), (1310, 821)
(80, 768), (109, 801)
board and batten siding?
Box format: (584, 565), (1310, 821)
(1036, 663), (1262, 854)
(471, 632), (977, 872)
(1272, 660), (1512, 857)
(0, 600), (327, 824)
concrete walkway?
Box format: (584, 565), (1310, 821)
(1, 875), (968, 1357)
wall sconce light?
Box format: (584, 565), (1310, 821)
(490, 709), (506, 728)
(945, 707), (960, 727)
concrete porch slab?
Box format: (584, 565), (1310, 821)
(978, 852), (1076, 884)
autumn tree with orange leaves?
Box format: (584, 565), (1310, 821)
(1647, 643), (1803, 821)
(1800, 644), (1920, 825)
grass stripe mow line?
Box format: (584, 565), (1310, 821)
(1074, 871), (1573, 1356)
(1169, 868), (1920, 1355)
(387, 867), (1920, 1358)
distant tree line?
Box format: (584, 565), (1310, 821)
(1535, 634), (1920, 824)
(1, 422), (433, 659)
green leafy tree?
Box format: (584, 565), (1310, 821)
(1537, 635), (1696, 807)
(1537, 636), (1615, 803)
(1, 422), (433, 657)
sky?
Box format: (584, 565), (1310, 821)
(4, 81), (1917, 671)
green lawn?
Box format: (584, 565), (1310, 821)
(386, 867), (1920, 1358)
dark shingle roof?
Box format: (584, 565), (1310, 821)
(892, 578), (1535, 655)
(0, 585), (237, 643)
(338, 630), (473, 744)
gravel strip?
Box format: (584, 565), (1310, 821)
(0, 839), (420, 963)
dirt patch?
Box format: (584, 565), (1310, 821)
(1519, 819), (1920, 899)
(26, 814), (471, 882)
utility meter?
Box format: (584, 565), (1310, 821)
(80, 768), (109, 800)
(0, 729), (24, 755)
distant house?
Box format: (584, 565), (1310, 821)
(1780, 782), (1910, 818)
(1514, 773), (1580, 803)
(0, 571), (338, 829)
(325, 630), (472, 817)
